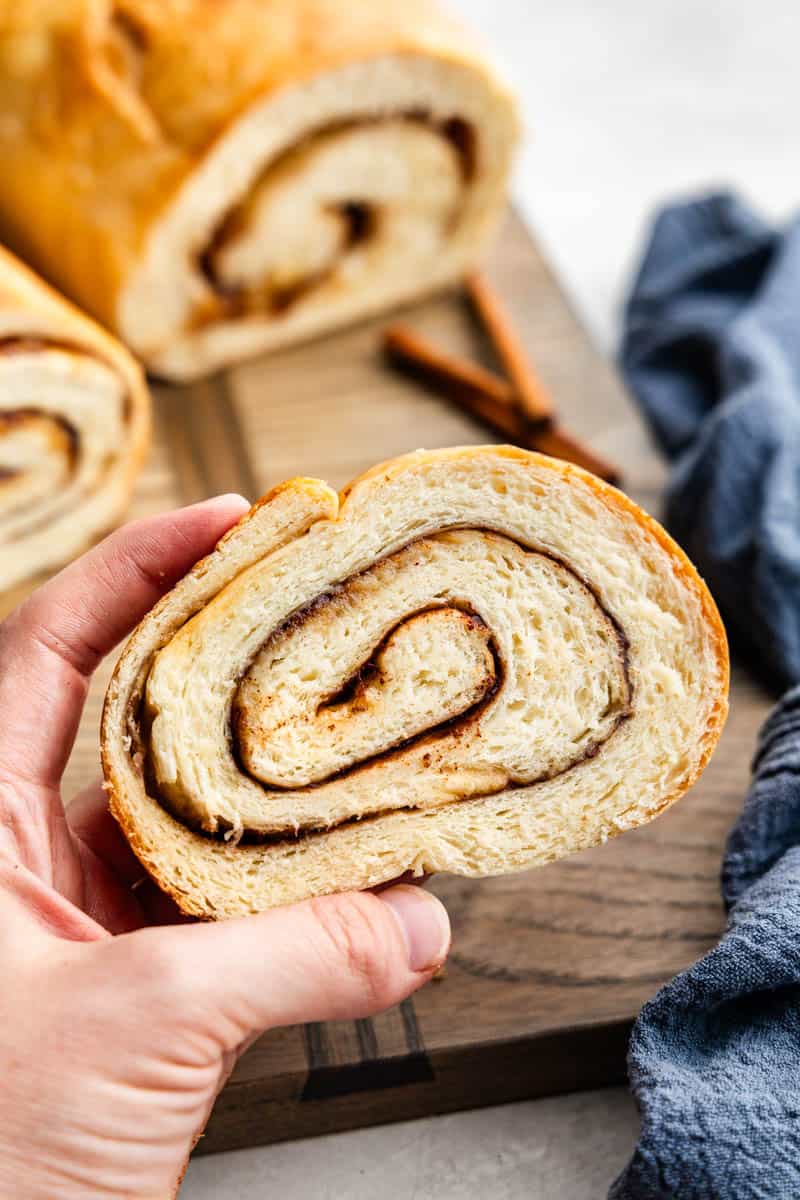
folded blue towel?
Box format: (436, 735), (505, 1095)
(621, 194), (800, 691)
(611, 196), (800, 1199)
(611, 687), (800, 1199)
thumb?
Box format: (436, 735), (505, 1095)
(115, 886), (450, 1049)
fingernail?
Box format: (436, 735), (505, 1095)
(380, 885), (451, 973)
(213, 493), (250, 510)
(193, 493), (250, 513)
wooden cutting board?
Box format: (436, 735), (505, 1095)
(63, 210), (771, 1155)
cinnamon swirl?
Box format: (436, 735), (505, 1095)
(102, 447), (729, 918)
(0, 245), (150, 598)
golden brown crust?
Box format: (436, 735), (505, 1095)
(0, 1), (516, 357)
(101, 446), (729, 918)
(0, 244), (146, 398)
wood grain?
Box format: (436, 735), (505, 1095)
(58, 211), (771, 1155)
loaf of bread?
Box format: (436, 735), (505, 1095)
(102, 447), (729, 918)
(0, 1), (518, 380)
(0, 244), (150, 603)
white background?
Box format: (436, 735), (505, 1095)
(185, 3), (799, 1195)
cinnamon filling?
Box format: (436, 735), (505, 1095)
(0, 409), (80, 520)
(0, 337), (49, 355)
(138, 530), (634, 845)
(0, 335), (130, 390)
(0, 410), (78, 540)
(0, 341), (132, 539)
(193, 111), (478, 326)
(231, 604), (505, 790)
(0, 408), (79, 462)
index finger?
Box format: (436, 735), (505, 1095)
(0, 494), (249, 789)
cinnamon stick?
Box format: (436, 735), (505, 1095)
(384, 326), (526, 440)
(383, 325), (620, 485)
(466, 272), (554, 430)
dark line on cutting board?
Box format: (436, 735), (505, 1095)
(400, 999), (425, 1056)
(558, 859), (711, 884)
(152, 385), (207, 505)
(535, 886), (720, 912)
(303, 1023), (331, 1074)
(487, 914), (720, 943)
(354, 1018), (379, 1061)
(400, 999), (435, 1083)
(450, 952), (678, 988)
(301, 1005), (434, 1101)
(213, 371), (261, 501)
(648, 838), (722, 856)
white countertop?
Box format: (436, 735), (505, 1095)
(185, 3), (799, 1195)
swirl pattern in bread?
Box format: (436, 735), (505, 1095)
(102, 447), (728, 918)
(0, 1), (518, 380)
(0, 246), (150, 598)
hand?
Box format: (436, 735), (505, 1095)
(0, 496), (451, 1199)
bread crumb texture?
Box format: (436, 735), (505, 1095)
(101, 446), (728, 917)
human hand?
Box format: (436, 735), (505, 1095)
(0, 496), (451, 1199)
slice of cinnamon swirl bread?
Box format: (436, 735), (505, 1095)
(102, 446), (728, 917)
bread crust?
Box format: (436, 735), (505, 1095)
(101, 446), (729, 918)
(0, 2), (518, 377)
(0, 244), (147, 393)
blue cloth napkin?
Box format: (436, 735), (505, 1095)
(621, 194), (800, 692)
(611, 196), (800, 1198)
(611, 687), (800, 1199)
